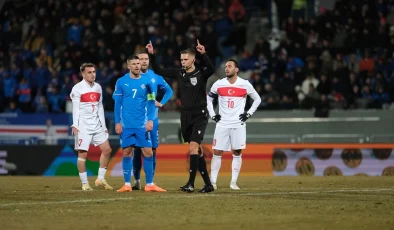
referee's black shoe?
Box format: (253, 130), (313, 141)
(198, 184), (214, 193)
(180, 183), (195, 193)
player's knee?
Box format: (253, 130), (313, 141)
(189, 142), (199, 154)
(122, 148), (133, 157)
(142, 148), (153, 157)
(213, 150), (223, 156)
(78, 151), (87, 159)
(232, 149), (242, 156)
(103, 147), (112, 156)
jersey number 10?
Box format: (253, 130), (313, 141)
(227, 100), (234, 108)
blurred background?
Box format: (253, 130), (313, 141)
(0, 0), (394, 176)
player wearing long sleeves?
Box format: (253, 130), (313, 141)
(132, 51), (173, 190)
(147, 40), (215, 193)
(70, 63), (113, 191)
(206, 59), (261, 190)
(113, 55), (165, 192)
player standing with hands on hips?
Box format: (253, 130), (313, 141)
(113, 56), (166, 192)
(70, 63), (113, 191)
(146, 40), (215, 193)
(207, 59), (261, 190)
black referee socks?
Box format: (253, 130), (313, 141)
(198, 155), (212, 185)
(188, 154), (200, 187)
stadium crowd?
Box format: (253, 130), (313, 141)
(0, 0), (393, 114)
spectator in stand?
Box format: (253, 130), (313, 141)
(17, 78), (31, 112)
(4, 101), (22, 114)
(0, 0), (393, 113)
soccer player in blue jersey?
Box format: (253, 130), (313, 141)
(131, 51), (173, 190)
(113, 55), (166, 192)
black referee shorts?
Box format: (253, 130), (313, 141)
(180, 109), (208, 144)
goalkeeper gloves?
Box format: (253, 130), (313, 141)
(239, 112), (251, 122)
(212, 114), (221, 123)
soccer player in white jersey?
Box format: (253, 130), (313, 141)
(207, 59), (261, 190)
(70, 63), (113, 191)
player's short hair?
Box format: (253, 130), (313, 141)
(226, 59), (239, 68)
(127, 55), (140, 62)
(80, 63), (96, 72)
(135, 50), (149, 56)
(180, 48), (195, 56)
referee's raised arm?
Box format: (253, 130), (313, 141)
(196, 39), (215, 79)
(146, 41), (178, 79)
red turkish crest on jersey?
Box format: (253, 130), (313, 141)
(80, 92), (100, 102)
(217, 87), (247, 97)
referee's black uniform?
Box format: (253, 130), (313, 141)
(150, 50), (215, 193)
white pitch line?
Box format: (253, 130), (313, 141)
(0, 188), (392, 208)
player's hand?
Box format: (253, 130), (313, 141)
(146, 41), (154, 54)
(212, 114), (221, 123)
(155, 101), (163, 107)
(71, 127), (79, 136)
(239, 112), (251, 122)
(115, 123), (122, 135)
(146, 120), (153, 132)
(196, 39), (205, 55)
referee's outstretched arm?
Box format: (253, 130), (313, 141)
(198, 50), (215, 80)
(196, 39), (215, 79)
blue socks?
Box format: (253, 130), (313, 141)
(144, 155), (154, 184)
(153, 149), (156, 176)
(122, 156), (132, 185)
(133, 148), (157, 180)
(133, 148), (142, 181)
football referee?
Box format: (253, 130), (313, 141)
(146, 40), (215, 193)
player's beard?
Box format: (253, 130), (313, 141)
(141, 66), (148, 73)
(226, 72), (235, 78)
(131, 70), (140, 78)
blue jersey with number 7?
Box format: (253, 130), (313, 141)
(112, 73), (156, 129)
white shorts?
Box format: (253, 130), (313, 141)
(74, 132), (108, 151)
(212, 126), (246, 151)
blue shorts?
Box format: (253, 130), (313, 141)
(120, 128), (152, 148)
(150, 119), (159, 149)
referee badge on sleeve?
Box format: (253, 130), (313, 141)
(190, 77), (197, 86)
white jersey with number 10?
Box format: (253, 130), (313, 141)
(208, 77), (259, 128)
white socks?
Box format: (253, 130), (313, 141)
(98, 167), (106, 180)
(231, 154), (242, 183)
(125, 182), (131, 186)
(79, 172), (88, 184)
(210, 155), (222, 184)
(210, 154), (243, 185)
